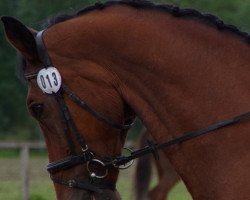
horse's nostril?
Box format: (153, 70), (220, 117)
(30, 103), (44, 118)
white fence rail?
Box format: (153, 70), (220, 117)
(0, 142), (46, 200)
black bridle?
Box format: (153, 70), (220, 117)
(24, 30), (250, 194)
(25, 30), (134, 193)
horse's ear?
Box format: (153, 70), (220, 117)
(1, 16), (39, 61)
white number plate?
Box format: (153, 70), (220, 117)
(37, 67), (62, 94)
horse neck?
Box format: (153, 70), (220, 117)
(100, 9), (250, 199)
(47, 6), (250, 198)
(72, 6), (250, 140)
(110, 25), (250, 199)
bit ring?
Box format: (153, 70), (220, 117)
(87, 159), (108, 179)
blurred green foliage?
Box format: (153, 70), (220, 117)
(0, 0), (95, 139)
(0, 0), (250, 140)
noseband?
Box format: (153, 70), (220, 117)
(24, 30), (250, 194)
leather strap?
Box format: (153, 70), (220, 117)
(35, 30), (52, 67)
(62, 84), (134, 130)
(106, 111), (250, 168)
(47, 153), (94, 173)
(50, 175), (115, 193)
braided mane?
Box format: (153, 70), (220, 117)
(17, 0), (250, 84)
(45, 0), (250, 44)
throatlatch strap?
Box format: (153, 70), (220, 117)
(62, 84), (134, 130)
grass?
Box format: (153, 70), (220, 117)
(0, 156), (192, 200)
(0, 149), (47, 158)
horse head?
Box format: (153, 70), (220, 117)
(2, 16), (135, 200)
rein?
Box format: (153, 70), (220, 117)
(24, 30), (250, 194)
(105, 111), (250, 167)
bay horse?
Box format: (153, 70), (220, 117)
(2, 0), (250, 199)
(134, 129), (180, 200)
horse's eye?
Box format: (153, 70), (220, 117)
(30, 103), (44, 118)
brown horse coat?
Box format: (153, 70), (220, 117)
(2, 1), (250, 199)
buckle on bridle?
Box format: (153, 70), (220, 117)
(68, 179), (76, 188)
(81, 145), (89, 152)
(112, 147), (134, 169)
